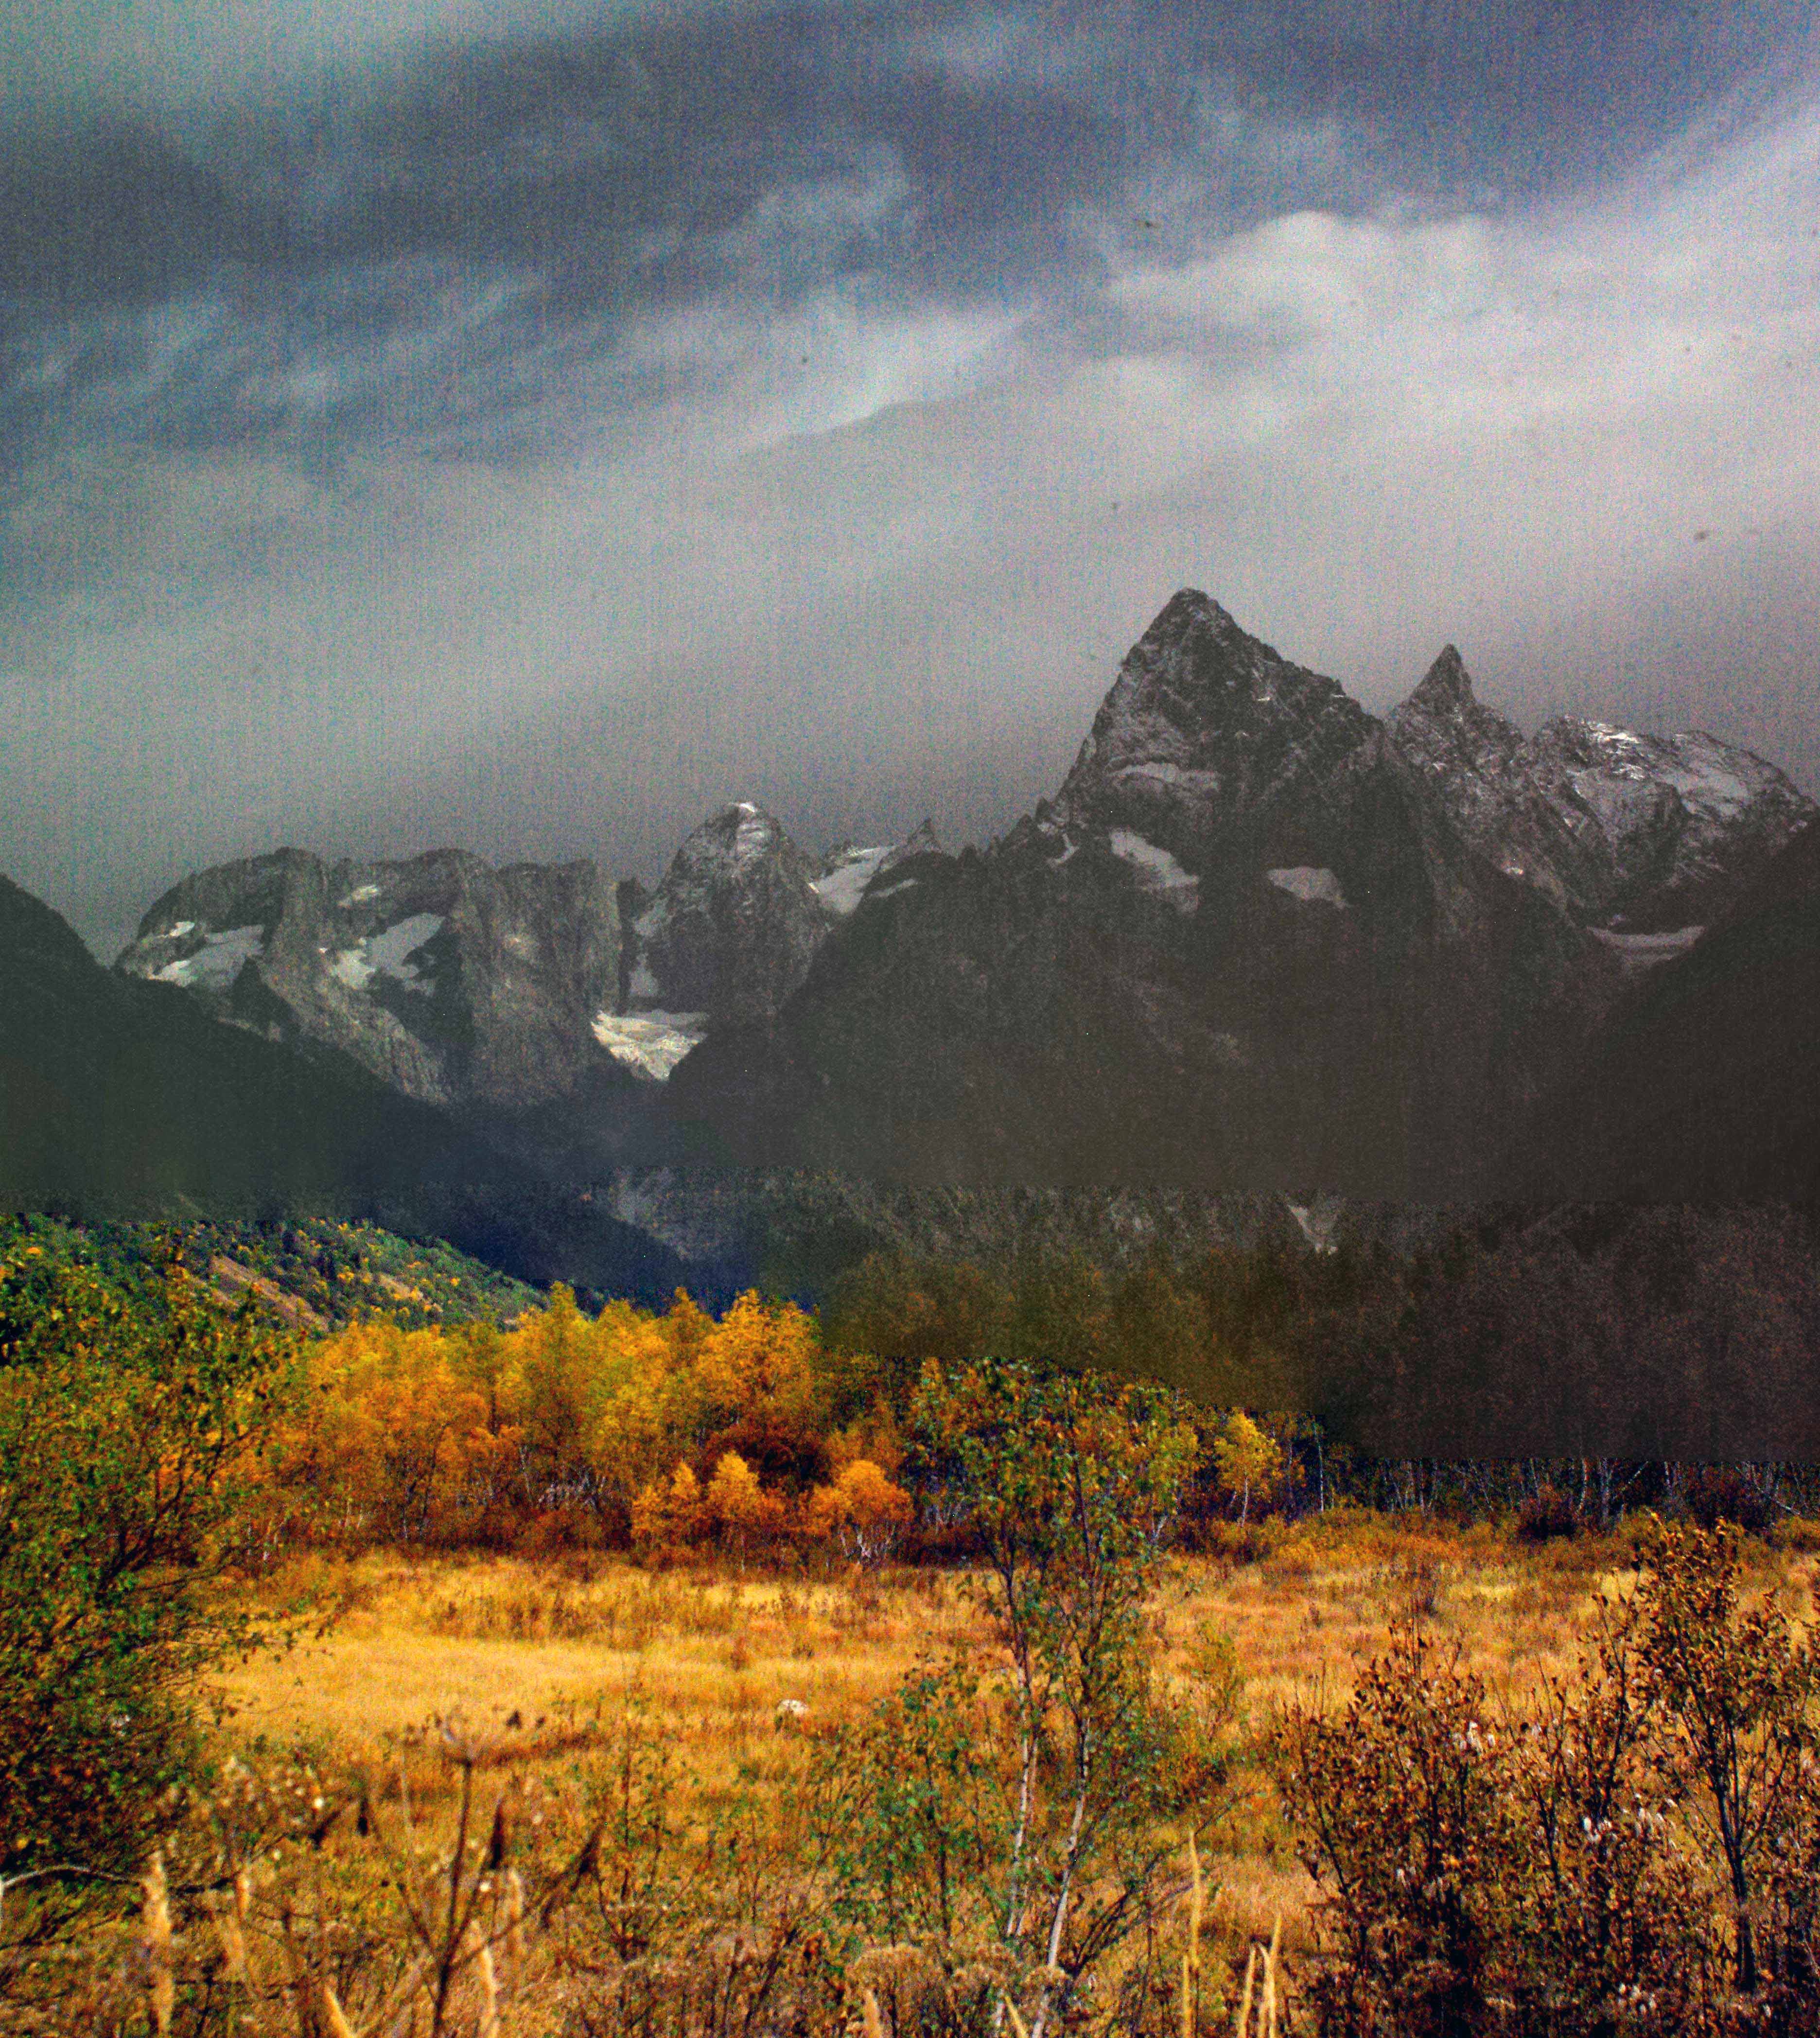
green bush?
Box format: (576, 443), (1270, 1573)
(832, 1359), (1227, 2033)
(0, 1248), (294, 1875)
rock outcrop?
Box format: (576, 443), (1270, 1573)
(117, 849), (620, 1111)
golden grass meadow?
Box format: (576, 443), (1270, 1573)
(199, 1516), (1815, 1968)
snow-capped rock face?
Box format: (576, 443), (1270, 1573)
(108, 586), (1814, 1201)
(621, 804), (830, 1028)
(618, 807), (946, 1036)
(1387, 650), (1813, 931)
(812, 820), (942, 919)
(1529, 718), (1811, 930)
(1053, 589), (1375, 870)
(117, 848), (619, 1110)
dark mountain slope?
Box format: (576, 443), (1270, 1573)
(1521, 820), (1820, 1204)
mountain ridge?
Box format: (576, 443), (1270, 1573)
(67, 586), (1820, 1206)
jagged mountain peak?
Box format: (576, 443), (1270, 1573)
(1053, 591), (1375, 862)
(667, 802), (795, 878)
(626, 802), (826, 1029)
(1404, 644), (1474, 713)
(1119, 587), (1351, 713)
(1388, 646), (1529, 749)
(1384, 659), (1815, 929)
(1387, 646), (1534, 829)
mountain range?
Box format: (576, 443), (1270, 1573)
(672, 592), (1815, 1198)
(8, 589), (1817, 1274)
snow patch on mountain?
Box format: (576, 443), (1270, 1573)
(591, 1009), (707, 1081)
(330, 914), (443, 993)
(1113, 760), (1225, 795)
(152, 924), (263, 987)
(812, 845), (894, 918)
(1590, 925), (1706, 972)
(1110, 829), (1199, 912)
(1287, 1195), (1346, 1253)
(813, 822), (944, 921)
(1267, 866), (1348, 908)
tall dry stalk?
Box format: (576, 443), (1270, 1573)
(1232, 1945), (1255, 2038)
(211, 1863), (255, 1988)
(140, 1850), (175, 2038)
(1180, 1834), (1205, 2038)
(1230, 1918), (1282, 2038)
(1260, 1917), (1280, 2038)
(321, 1979), (359, 2038)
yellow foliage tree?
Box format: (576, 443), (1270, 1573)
(1212, 1410), (1285, 1523)
(692, 1292), (825, 1472)
(705, 1450), (789, 1550)
(630, 1461), (708, 1551)
(277, 1319), (505, 1545)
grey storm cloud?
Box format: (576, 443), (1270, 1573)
(1, 0), (1818, 955)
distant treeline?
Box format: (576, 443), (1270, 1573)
(265, 1254), (1820, 1553)
(822, 1201), (1820, 1463)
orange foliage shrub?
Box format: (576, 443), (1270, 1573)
(804, 1458), (913, 1563)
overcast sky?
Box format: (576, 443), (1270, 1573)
(3, 0), (1818, 955)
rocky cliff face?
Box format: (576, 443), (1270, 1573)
(620, 803), (829, 1025)
(591, 807), (943, 1082)
(117, 849), (621, 1112)
(113, 809), (947, 1113)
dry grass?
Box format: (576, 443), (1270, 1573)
(212, 1517), (1818, 1957)
(217, 1555), (980, 1781)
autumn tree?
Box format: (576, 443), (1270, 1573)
(1211, 1411), (1285, 1522)
(1636, 1518), (1818, 1995)
(871, 1359), (1207, 2034)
